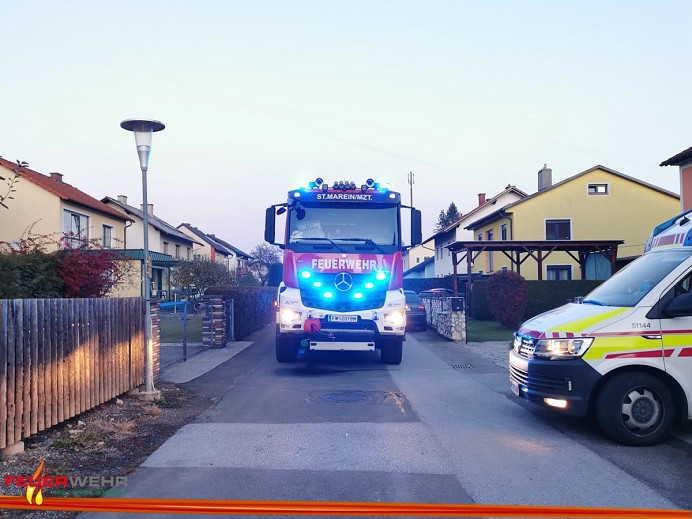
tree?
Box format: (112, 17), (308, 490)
(486, 270), (528, 329)
(171, 258), (233, 297)
(249, 243), (282, 285)
(434, 202), (462, 232)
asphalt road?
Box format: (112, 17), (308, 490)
(79, 325), (691, 518)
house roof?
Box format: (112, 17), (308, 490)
(661, 146), (692, 167)
(425, 185), (528, 242)
(0, 157), (131, 221)
(101, 197), (201, 246)
(178, 223), (252, 259)
(403, 256), (434, 276)
(466, 165), (679, 231)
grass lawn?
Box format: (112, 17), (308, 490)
(466, 319), (515, 343)
(160, 316), (204, 343)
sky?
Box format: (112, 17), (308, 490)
(2, 0), (692, 255)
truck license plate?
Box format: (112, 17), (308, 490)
(510, 379), (520, 397)
(329, 315), (358, 323)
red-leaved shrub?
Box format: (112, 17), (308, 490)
(486, 270), (528, 329)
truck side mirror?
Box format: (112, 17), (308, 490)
(664, 292), (692, 317)
(411, 209), (422, 246)
(264, 207), (276, 244)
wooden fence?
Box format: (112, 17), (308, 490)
(0, 298), (145, 450)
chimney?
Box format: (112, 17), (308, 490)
(140, 203), (154, 215)
(49, 172), (63, 182)
(117, 195), (128, 204)
(478, 193), (486, 206)
(538, 164), (553, 191)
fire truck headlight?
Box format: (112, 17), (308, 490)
(534, 337), (593, 359)
(385, 311), (405, 327)
(280, 308), (302, 324)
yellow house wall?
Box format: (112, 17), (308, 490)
(0, 167), (127, 249)
(0, 167), (62, 243)
(472, 169), (679, 280)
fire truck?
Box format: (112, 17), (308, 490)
(265, 178), (422, 364)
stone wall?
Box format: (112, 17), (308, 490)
(423, 297), (466, 342)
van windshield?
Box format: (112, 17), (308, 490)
(584, 249), (692, 307)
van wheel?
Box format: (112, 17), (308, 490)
(276, 336), (298, 363)
(380, 338), (403, 365)
(596, 372), (675, 446)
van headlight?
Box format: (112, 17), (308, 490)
(533, 337), (593, 359)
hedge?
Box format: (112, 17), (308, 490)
(205, 285), (277, 340)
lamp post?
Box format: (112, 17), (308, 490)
(120, 118), (165, 399)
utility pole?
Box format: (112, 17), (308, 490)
(408, 171), (414, 206)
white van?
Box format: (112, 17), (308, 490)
(509, 212), (692, 445)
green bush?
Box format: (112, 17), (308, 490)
(205, 286), (276, 340)
(0, 252), (64, 298)
(486, 271), (528, 329)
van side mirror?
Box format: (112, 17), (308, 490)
(664, 292), (692, 317)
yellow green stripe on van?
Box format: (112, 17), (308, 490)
(546, 307), (628, 335)
(583, 335), (661, 361)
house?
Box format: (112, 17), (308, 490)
(464, 165), (680, 280)
(0, 157), (131, 250)
(101, 196), (202, 298)
(402, 239), (434, 271)
(661, 145), (692, 212)
(177, 223), (252, 273)
(428, 186), (528, 278)
(403, 256), (435, 279)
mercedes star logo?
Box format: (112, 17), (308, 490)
(334, 272), (353, 292)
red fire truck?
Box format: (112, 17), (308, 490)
(265, 178), (422, 364)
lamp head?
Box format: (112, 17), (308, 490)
(121, 119), (165, 171)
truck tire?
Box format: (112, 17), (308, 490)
(596, 372), (675, 446)
(276, 336), (299, 363)
(380, 338), (403, 365)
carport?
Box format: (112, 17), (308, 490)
(445, 239), (624, 311)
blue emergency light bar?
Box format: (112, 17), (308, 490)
(290, 178), (400, 203)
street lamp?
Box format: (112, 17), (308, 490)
(120, 118), (165, 399)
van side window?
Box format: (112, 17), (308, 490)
(674, 273), (692, 296)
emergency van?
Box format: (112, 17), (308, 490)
(509, 211), (692, 445)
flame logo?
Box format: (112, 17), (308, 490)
(26, 458), (45, 506)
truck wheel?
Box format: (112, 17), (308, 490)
(380, 338), (403, 365)
(596, 372), (675, 446)
(276, 336), (298, 363)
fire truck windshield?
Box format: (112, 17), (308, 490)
(288, 205), (399, 250)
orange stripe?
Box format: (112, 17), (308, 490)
(0, 496), (688, 518)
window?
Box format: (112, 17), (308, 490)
(175, 244), (180, 258)
(163, 242), (169, 255)
(63, 210), (89, 246)
(186, 247), (191, 260)
(102, 225), (113, 248)
(477, 234), (482, 241)
(588, 183), (609, 195)
(546, 219), (571, 240)
(486, 230), (493, 241)
(547, 265), (572, 280)
(501, 224), (507, 241)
